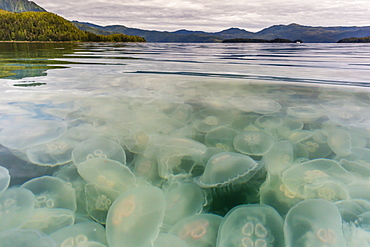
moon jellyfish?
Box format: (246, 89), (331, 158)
(153, 233), (190, 247)
(132, 154), (163, 186)
(297, 131), (332, 159)
(72, 138), (126, 166)
(26, 138), (79, 166)
(21, 175), (77, 211)
(191, 108), (234, 133)
(0, 229), (57, 247)
(217, 204), (285, 247)
(85, 183), (120, 224)
(163, 182), (205, 228)
(263, 141), (294, 175)
(230, 96), (281, 114)
(281, 159), (353, 201)
(77, 158), (136, 193)
(284, 199), (346, 247)
(169, 214), (223, 247)
(0, 187), (35, 231)
(205, 126), (239, 152)
(50, 222), (108, 247)
(22, 208), (75, 234)
(106, 186), (166, 247)
(168, 103), (193, 124)
(0, 118), (67, 150)
(0, 165), (10, 193)
(233, 131), (274, 156)
(196, 152), (259, 188)
(286, 105), (323, 122)
(327, 129), (351, 156)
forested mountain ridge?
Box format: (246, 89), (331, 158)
(0, 10), (146, 42)
(0, 0), (46, 13)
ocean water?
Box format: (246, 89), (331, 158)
(1, 42), (370, 246)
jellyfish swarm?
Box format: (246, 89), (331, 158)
(217, 204), (284, 247)
(0, 228), (57, 247)
(284, 199), (346, 247)
(106, 186), (166, 247)
(195, 152), (262, 215)
(169, 213), (222, 247)
(233, 131), (274, 156)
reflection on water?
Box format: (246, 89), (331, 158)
(0, 43), (370, 246)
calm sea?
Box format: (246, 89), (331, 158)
(1, 42), (370, 246)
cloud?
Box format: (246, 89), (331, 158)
(33, 0), (370, 32)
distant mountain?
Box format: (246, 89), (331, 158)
(337, 36), (370, 43)
(0, 10), (145, 42)
(72, 22), (370, 43)
(0, 0), (46, 13)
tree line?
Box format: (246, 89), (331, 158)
(0, 10), (146, 42)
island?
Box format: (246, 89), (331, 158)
(222, 38), (302, 43)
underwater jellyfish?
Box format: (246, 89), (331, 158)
(50, 222), (108, 247)
(72, 137), (126, 166)
(296, 131), (332, 159)
(231, 114), (260, 132)
(196, 152), (260, 188)
(22, 208), (75, 234)
(153, 233), (190, 247)
(162, 182), (205, 228)
(281, 158), (353, 201)
(0, 229), (57, 247)
(286, 105), (324, 122)
(132, 154), (163, 186)
(21, 175), (77, 211)
(217, 204), (285, 247)
(327, 129), (351, 156)
(0, 187), (35, 231)
(230, 96), (281, 114)
(191, 108), (234, 133)
(169, 213), (223, 247)
(233, 131), (274, 156)
(0, 165), (10, 193)
(84, 183), (120, 224)
(263, 141), (294, 175)
(205, 126), (239, 152)
(321, 100), (365, 126)
(167, 103), (193, 124)
(77, 158), (136, 193)
(255, 115), (282, 130)
(106, 186), (166, 247)
(0, 118), (67, 150)
(284, 199), (346, 247)
(335, 199), (370, 226)
(26, 137), (79, 167)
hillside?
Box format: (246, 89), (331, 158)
(0, 0), (46, 13)
(73, 21), (370, 43)
(337, 36), (370, 43)
(0, 10), (145, 42)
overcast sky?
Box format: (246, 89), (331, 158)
(33, 0), (370, 32)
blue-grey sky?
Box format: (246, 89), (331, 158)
(33, 0), (370, 32)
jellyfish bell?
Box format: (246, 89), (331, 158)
(0, 165), (10, 193)
(233, 131), (274, 156)
(191, 108), (234, 133)
(0, 229), (57, 247)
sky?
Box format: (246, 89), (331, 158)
(33, 0), (370, 32)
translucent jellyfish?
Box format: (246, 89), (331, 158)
(297, 132), (332, 159)
(0, 187), (35, 231)
(22, 208), (75, 234)
(26, 137), (79, 166)
(327, 129), (351, 156)
(0, 165), (10, 193)
(50, 222), (108, 247)
(205, 126), (239, 152)
(263, 141), (294, 175)
(163, 182), (205, 228)
(322, 101), (364, 126)
(255, 115), (282, 129)
(281, 159), (353, 201)
(0, 229), (57, 247)
(284, 199), (346, 247)
(0, 118), (67, 150)
(72, 138), (126, 166)
(276, 118), (304, 138)
(21, 175), (77, 211)
(153, 233), (189, 247)
(106, 186), (166, 247)
(230, 96), (281, 114)
(337, 147), (370, 167)
(77, 158), (136, 193)
(217, 204), (285, 247)
(169, 213), (223, 247)
(146, 136), (207, 179)
(76, 241), (108, 247)
(85, 183), (120, 224)
(196, 152), (259, 188)
(286, 105), (323, 122)
(167, 103), (193, 124)
(132, 154), (163, 186)
(335, 199), (370, 225)
(286, 130), (313, 143)
(231, 114), (260, 132)
(233, 131), (274, 156)
(191, 108), (234, 133)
